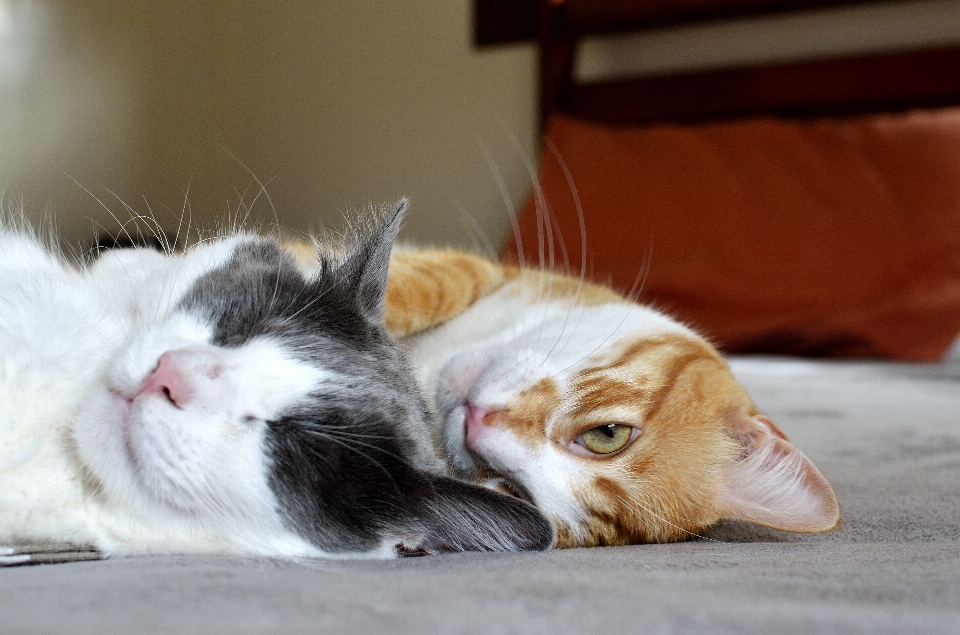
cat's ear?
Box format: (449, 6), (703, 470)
(340, 199), (408, 322)
(715, 413), (840, 532)
(398, 475), (554, 554)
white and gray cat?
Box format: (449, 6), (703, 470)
(0, 201), (552, 560)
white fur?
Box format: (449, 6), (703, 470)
(0, 231), (330, 557)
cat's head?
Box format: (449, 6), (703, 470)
(434, 276), (840, 547)
(72, 202), (552, 557)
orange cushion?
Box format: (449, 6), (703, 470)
(504, 110), (960, 360)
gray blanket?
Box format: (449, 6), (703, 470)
(3, 358), (959, 634)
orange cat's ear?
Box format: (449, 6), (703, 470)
(715, 413), (840, 532)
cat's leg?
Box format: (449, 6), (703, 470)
(384, 249), (506, 337)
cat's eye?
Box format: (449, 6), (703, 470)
(577, 424), (635, 455)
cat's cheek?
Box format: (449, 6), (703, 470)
(72, 389), (141, 499)
(127, 400), (274, 516)
(125, 408), (215, 503)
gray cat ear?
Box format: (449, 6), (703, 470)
(340, 199), (408, 322)
(399, 475), (554, 554)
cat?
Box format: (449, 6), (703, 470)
(379, 247), (841, 548)
(0, 201), (552, 560)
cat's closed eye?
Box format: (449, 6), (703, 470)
(575, 423), (637, 455)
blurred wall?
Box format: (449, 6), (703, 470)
(2, 0), (960, 252)
(0, 2), (248, 247)
(1, 0), (537, 251)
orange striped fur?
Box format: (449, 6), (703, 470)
(386, 249), (506, 337)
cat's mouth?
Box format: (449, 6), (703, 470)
(493, 478), (535, 504)
(441, 401), (536, 505)
(470, 462), (535, 505)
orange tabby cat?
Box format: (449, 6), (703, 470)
(288, 241), (840, 547)
(384, 248), (839, 547)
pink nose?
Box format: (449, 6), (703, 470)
(138, 351), (198, 408)
(464, 404), (489, 451)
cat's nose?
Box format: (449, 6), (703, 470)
(138, 351), (195, 408)
(464, 403), (500, 450)
(464, 404), (484, 451)
(138, 350), (223, 408)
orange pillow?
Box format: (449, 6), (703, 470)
(504, 110), (960, 360)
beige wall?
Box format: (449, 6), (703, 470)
(1, 0), (537, 251)
(229, 1), (537, 250)
(2, 0), (960, 252)
(1, 2), (247, 247)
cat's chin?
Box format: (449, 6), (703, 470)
(75, 382), (207, 515)
(72, 386), (151, 509)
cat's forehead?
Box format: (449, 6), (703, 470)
(179, 237), (346, 345)
(575, 330), (722, 386)
(525, 302), (698, 368)
(559, 331), (721, 419)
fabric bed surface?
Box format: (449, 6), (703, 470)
(2, 357), (959, 634)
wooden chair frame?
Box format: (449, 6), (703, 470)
(536, 0), (960, 129)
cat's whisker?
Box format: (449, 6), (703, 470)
(231, 172), (283, 239)
(545, 138), (589, 292)
(452, 200), (498, 259)
(525, 135), (593, 312)
(104, 187), (170, 252)
(138, 196), (174, 255)
(475, 134), (525, 269)
(610, 489), (727, 544)
(53, 168), (132, 250)
(282, 285), (334, 322)
(304, 428), (414, 466)
(264, 262), (285, 325)
(82, 186), (140, 250)
(168, 189), (190, 253)
(624, 241), (654, 304)
(232, 182), (257, 233)
(303, 426), (399, 441)
(220, 146), (284, 242)
(502, 123), (558, 278)
(297, 428), (404, 496)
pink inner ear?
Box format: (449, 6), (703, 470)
(715, 413), (840, 533)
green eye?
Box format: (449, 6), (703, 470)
(578, 424), (634, 455)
